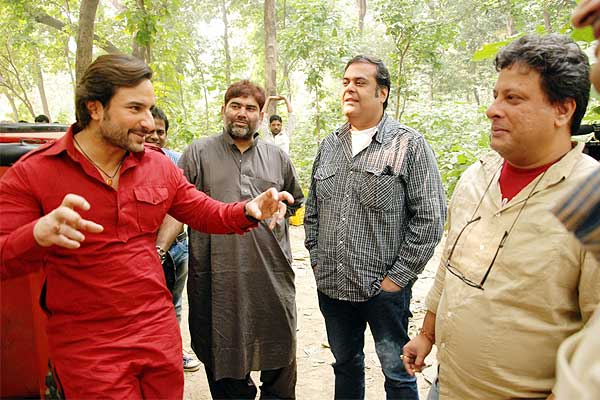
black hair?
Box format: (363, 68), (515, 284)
(151, 106), (169, 132)
(34, 114), (49, 123)
(494, 34), (590, 134)
(344, 55), (391, 110)
(75, 54), (152, 129)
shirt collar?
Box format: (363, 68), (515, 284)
(480, 141), (586, 186)
(336, 113), (389, 144)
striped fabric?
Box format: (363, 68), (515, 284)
(553, 166), (600, 258)
(304, 113), (447, 301)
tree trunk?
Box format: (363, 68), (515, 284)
(221, 0), (231, 86)
(35, 63), (51, 121)
(394, 40), (410, 120)
(314, 90), (321, 144)
(357, 0), (367, 34)
(264, 0), (277, 113)
(473, 87), (480, 107)
(6, 93), (19, 122)
(177, 75), (188, 121)
(189, 52), (211, 132)
(543, 9), (552, 32)
(64, 40), (76, 92)
(1, 43), (36, 118)
(75, 0), (100, 85)
(131, 0), (152, 63)
(429, 71), (434, 106)
(281, 0), (292, 97)
(505, 0), (515, 36)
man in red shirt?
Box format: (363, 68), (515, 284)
(0, 54), (292, 399)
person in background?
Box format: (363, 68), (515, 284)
(35, 114), (50, 123)
(260, 95), (296, 154)
(402, 34), (600, 399)
(145, 106), (201, 372)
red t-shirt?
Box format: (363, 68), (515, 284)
(0, 125), (255, 365)
(499, 159), (557, 202)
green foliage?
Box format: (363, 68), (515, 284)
(0, 0), (591, 201)
(402, 102), (490, 197)
(472, 35), (523, 62)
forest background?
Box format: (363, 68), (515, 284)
(1, 0), (599, 197)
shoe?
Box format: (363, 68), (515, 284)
(183, 354), (201, 372)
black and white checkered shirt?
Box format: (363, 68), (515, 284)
(304, 113), (447, 301)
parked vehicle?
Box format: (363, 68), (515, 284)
(1, 122), (67, 399)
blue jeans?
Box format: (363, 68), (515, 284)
(318, 284), (418, 400)
(168, 239), (188, 323)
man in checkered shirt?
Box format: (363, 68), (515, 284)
(304, 55), (446, 399)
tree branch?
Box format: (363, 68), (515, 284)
(31, 9), (121, 54)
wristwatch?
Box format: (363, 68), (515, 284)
(156, 246), (168, 263)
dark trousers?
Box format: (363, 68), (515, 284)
(205, 359), (296, 399)
(318, 284), (419, 400)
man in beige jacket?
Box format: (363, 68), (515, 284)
(402, 33), (600, 399)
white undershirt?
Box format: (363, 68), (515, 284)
(351, 126), (378, 156)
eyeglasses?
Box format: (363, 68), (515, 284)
(443, 165), (548, 290)
(444, 216), (508, 290)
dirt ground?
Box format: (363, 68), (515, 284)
(182, 225), (443, 399)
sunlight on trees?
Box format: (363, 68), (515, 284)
(0, 0), (594, 195)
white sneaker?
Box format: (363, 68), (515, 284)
(183, 354), (201, 372)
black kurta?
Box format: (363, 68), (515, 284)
(179, 131), (304, 380)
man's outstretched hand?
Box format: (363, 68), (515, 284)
(33, 194), (104, 248)
(245, 188), (294, 230)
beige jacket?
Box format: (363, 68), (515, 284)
(555, 307), (600, 399)
(426, 143), (600, 399)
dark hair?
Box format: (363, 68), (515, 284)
(151, 106), (169, 132)
(75, 54), (153, 129)
(269, 115), (282, 124)
(224, 80), (266, 110)
(494, 34), (590, 134)
(344, 55), (391, 110)
(34, 114), (49, 123)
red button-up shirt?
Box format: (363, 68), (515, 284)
(0, 125), (255, 360)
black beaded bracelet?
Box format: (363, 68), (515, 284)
(244, 206), (261, 223)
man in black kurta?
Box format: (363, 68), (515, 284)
(179, 80), (304, 399)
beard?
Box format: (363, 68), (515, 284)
(99, 113), (146, 153)
(225, 120), (255, 140)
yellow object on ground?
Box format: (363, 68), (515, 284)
(289, 205), (305, 226)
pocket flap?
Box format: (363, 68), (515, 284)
(315, 164), (337, 180)
(134, 186), (169, 205)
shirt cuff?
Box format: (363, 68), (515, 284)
(308, 248), (319, 267)
(386, 264), (418, 289)
(425, 286), (442, 314)
(1, 219), (48, 279)
(236, 201), (259, 232)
